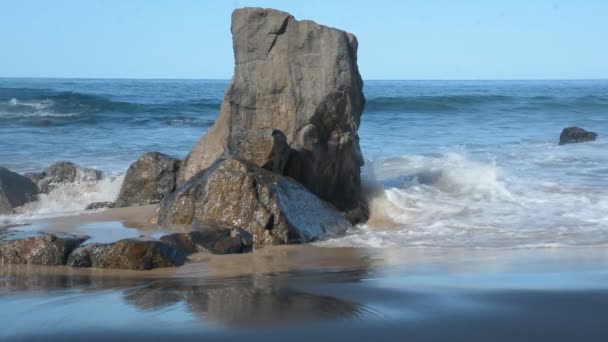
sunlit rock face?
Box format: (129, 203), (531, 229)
(177, 7), (368, 223)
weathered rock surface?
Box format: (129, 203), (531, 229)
(177, 8), (368, 223)
(29, 161), (103, 194)
(559, 127), (598, 145)
(160, 226), (253, 255)
(0, 167), (39, 215)
(0, 234), (88, 266)
(67, 239), (186, 270)
(157, 158), (351, 245)
(85, 201), (115, 210)
(115, 152), (180, 208)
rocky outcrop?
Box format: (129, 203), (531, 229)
(115, 152), (180, 208)
(0, 167), (39, 215)
(156, 158), (350, 245)
(160, 226), (253, 255)
(67, 239), (187, 270)
(0, 234), (87, 265)
(177, 8), (368, 223)
(28, 161), (103, 194)
(85, 201), (115, 210)
(559, 127), (598, 145)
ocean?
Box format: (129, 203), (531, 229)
(1, 78), (607, 249)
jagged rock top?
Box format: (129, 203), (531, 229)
(178, 7), (367, 222)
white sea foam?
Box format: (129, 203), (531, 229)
(320, 151), (608, 249)
(1, 174), (124, 223)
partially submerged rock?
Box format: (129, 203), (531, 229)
(85, 201), (115, 210)
(30, 161), (103, 194)
(0, 234), (88, 266)
(67, 239), (187, 270)
(177, 7), (368, 223)
(157, 158), (351, 245)
(559, 127), (598, 145)
(160, 226), (253, 255)
(0, 167), (39, 215)
(115, 152), (180, 208)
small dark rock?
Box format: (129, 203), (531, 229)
(0, 234), (88, 266)
(35, 161), (103, 194)
(67, 239), (187, 270)
(85, 201), (115, 210)
(559, 127), (598, 145)
(160, 226), (253, 255)
(115, 152), (180, 208)
(0, 167), (39, 215)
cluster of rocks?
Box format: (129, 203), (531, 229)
(0, 226), (253, 270)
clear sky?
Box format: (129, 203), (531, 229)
(1, 0), (607, 80)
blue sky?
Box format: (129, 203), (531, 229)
(1, 0), (607, 79)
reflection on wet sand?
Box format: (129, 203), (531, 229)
(0, 248), (374, 328)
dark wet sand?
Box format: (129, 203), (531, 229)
(2, 207), (608, 340)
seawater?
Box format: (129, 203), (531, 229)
(1, 78), (607, 248)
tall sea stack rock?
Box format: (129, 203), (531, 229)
(177, 8), (368, 223)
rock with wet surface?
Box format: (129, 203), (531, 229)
(115, 152), (181, 208)
(30, 161), (103, 194)
(0, 234), (88, 266)
(156, 157), (351, 245)
(85, 201), (115, 210)
(160, 226), (253, 255)
(559, 127), (598, 145)
(0, 167), (39, 215)
(67, 239), (187, 270)
(177, 7), (368, 223)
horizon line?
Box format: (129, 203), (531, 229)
(2, 76), (608, 82)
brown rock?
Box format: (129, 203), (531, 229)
(157, 157), (350, 245)
(115, 152), (180, 207)
(0, 234), (88, 266)
(0, 167), (39, 215)
(177, 8), (368, 223)
(160, 226), (253, 255)
(66, 239), (186, 270)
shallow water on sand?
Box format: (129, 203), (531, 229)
(2, 245), (608, 341)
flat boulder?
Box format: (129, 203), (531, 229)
(67, 239), (186, 270)
(156, 158), (351, 245)
(160, 226), (253, 255)
(177, 8), (368, 223)
(115, 152), (180, 208)
(31, 161), (103, 194)
(0, 234), (88, 266)
(0, 167), (39, 215)
(559, 127), (598, 145)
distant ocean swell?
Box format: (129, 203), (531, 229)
(0, 88), (221, 126)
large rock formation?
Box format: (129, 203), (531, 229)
(157, 158), (350, 245)
(0, 167), (39, 215)
(177, 8), (368, 223)
(67, 239), (187, 270)
(26, 161), (103, 194)
(115, 152), (180, 207)
(0, 234), (87, 266)
(559, 127), (598, 145)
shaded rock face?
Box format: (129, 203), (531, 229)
(115, 152), (180, 208)
(157, 158), (350, 245)
(559, 127), (598, 145)
(67, 239), (186, 270)
(29, 161), (103, 194)
(177, 8), (367, 223)
(0, 167), (39, 215)
(85, 201), (115, 210)
(0, 234), (88, 266)
(160, 226), (254, 255)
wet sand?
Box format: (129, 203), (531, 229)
(2, 207), (608, 340)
